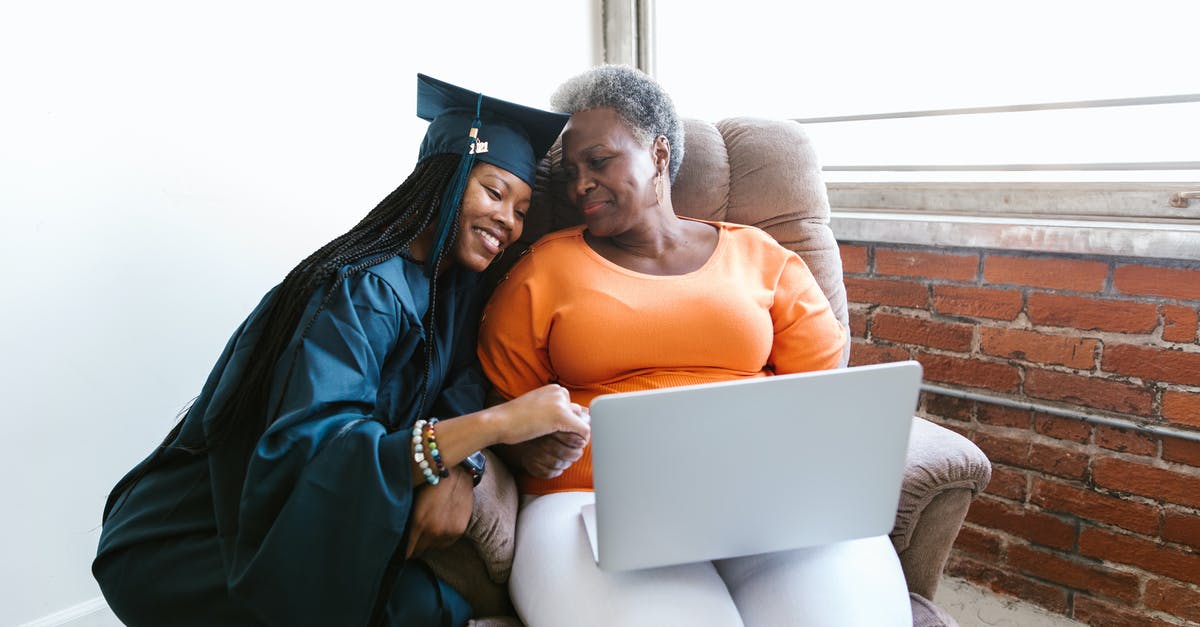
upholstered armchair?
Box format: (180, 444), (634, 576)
(425, 118), (993, 627)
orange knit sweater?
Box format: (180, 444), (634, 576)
(477, 220), (847, 494)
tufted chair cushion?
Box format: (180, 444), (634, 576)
(485, 117), (849, 338)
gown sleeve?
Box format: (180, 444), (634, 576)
(768, 252), (848, 374)
(214, 271), (420, 626)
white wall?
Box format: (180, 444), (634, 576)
(0, 2), (600, 624)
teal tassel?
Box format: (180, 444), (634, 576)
(427, 94), (484, 275)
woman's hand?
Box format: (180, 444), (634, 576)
(499, 431), (588, 478)
(405, 465), (474, 559)
(491, 384), (591, 446)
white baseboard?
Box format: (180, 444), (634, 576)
(17, 597), (117, 627)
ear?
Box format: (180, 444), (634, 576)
(652, 135), (671, 173)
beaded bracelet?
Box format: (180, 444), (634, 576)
(424, 418), (450, 480)
(411, 419), (439, 486)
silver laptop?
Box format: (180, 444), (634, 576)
(581, 360), (922, 571)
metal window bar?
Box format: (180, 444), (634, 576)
(793, 93), (1200, 124)
(826, 162), (1200, 172)
(923, 384), (1200, 444)
(794, 93), (1200, 173)
(603, 0), (656, 75)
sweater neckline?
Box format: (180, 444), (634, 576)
(577, 218), (726, 280)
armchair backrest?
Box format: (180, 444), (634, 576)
(486, 117), (848, 331)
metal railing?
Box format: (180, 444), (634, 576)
(793, 93), (1200, 124)
(827, 161), (1200, 172)
(923, 384), (1200, 444)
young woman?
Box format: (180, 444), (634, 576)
(93, 74), (586, 627)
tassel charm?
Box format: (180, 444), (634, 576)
(468, 126), (488, 154)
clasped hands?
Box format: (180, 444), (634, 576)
(500, 429), (588, 479)
(406, 388), (588, 558)
(491, 383), (591, 479)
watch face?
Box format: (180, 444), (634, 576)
(464, 451), (486, 471)
(461, 451), (486, 486)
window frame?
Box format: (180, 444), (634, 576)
(607, 0), (1200, 260)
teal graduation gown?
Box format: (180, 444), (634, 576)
(94, 256), (483, 626)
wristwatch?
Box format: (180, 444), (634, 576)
(460, 451), (486, 487)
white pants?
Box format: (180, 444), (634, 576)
(509, 492), (912, 627)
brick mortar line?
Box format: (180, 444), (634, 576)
(859, 318), (1200, 360)
(847, 274), (1200, 305)
(955, 521), (1200, 616)
(949, 537), (1152, 601)
(952, 527), (1163, 590)
(869, 338), (1200, 394)
(967, 419), (1142, 460)
(839, 240), (1200, 272)
(965, 496), (1175, 552)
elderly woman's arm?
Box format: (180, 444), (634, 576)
(768, 251), (848, 374)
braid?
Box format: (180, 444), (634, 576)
(413, 205), (462, 420)
(200, 153), (462, 451)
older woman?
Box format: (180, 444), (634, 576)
(477, 66), (912, 626)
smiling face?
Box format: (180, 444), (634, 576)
(560, 107), (666, 238)
(449, 161), (531, 273)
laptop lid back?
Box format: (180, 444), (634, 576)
(587, 361), (922, 571)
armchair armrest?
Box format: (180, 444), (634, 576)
(422, 449), (519, 617)
(891, 416), (992, 599)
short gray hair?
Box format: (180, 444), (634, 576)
(551, 65), (685, 182)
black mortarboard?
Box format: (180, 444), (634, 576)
(417, 74), (569, 188)
(414, 74), (569, 272)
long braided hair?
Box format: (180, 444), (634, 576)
(201, 152), (464, 451)
(99, 153), (468, 525)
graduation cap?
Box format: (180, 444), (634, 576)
(416, 74), (569, 271)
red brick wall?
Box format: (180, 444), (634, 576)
(840, 242), (1200, 626)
